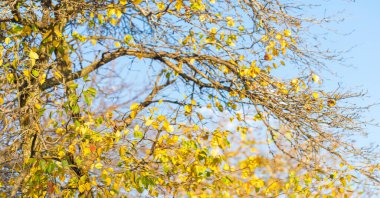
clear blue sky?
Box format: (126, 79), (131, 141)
(325, 1), (380, 145)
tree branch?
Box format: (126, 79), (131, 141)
(41, 48), (233, 91)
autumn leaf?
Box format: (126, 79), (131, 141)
(29, 51), (39, 60)
(327, 99), (336, 107)
(95, 163), (103, 169)
(5, 37), (11, 45)
(130, 103), (139, 111)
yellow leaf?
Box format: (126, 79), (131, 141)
(110, 18), (117, 26)
(124, 34), (132, 43)
(132, 0), (143, 5)
(275, 33), (282, 40)
(261, 35), (269, 42)
(312, 74), (320, 83)
(105, 177), (112, 186)
(284, 29), (291, 37)
(53, 40), (60, 47)
(23, 69), (30, 78)
(145, 119), (153, 126)
(85, 182), (91, 190)
(346, 174), (352, 182)
(119, 146), (127, 157)
(130, 103), (139, 111)
(5, 37), (11, 45)
(120, 0), (127, 5)
(114, 41), (121, 48)
(312, 92), (319, 99)
(253, 113), (262, 121)
(134, 124), (140, 131)
(327, 99), (336, 107)
(55, 128), (65, 135)
(158, 99), (163, 104)
(39, 73), (46, 85)
(83, 148), (91, 156)
(184, 105), (192, 113)
(163, 121), (174, 132)
(59, 175), (66, 182)
(175, 0), (183, 11)
(157, 2), (165, 10)
(95, 163), (103, 169)
(290, 78), (298, 86)
(210, 27), (217, 34)
(6, 73), (14, 82)
(97, 147), (103, 156)
(78, 185), (86, 193)
(116, 9), (123, 18)
(340, 177), (346, 187)
(54, 26), (62, 37)
(58, 151), (65, 158)
(115, 130), (121, 138)
(167, 125), (174, 132)
(226, 17), (235, 27)
(90, 39), (97, 46)
(34, 103), (42, 109)
(130, 111), (136, 118)
(152, 121), (159, 129)
(29, 51), (39, 60)
(223, 163), (230, 171)
(69, 145), (76, 154)
(54, 71), (63, 79)
(107, 8), (115, 17)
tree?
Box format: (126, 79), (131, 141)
(0, 0), (379, 197)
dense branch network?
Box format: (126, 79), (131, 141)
(0, 0), (379, 197)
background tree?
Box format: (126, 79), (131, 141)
(0, 0), (379, 197)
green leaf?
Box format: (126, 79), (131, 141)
(31, 69), (39, 77)
(72, 105), (80, 114)
(68, 82), (78, 89)
(133, 130), (143, 139)
(87, 87), (97, 96)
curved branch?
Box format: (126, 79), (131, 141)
(42, 48), (233, 91)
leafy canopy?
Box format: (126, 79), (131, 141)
(0, 0), (379, 197)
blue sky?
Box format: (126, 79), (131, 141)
(324, 1), (380, 145)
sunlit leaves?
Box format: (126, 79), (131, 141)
(94, 163), (103, 169)
(132, 0), (143, 5)
(312, 92), (319, 99)
(312, 74), (320, 84)
(284, 29), (292, 37)
(130, 103), (139, 111)
(120, 0), (127, 5)
(29, 51), (39, 66)
(157, 2), (165, 11)
(90, 39), (97, 46)
(226, 17), (235, 27)
(327, 98), (337, 107)
(4, 37), (11, 45)
(124, 35), (133, 44)
(184, 105), (192, 113)
(114, 41), (121, 48)
(0, 0), (375, 197)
